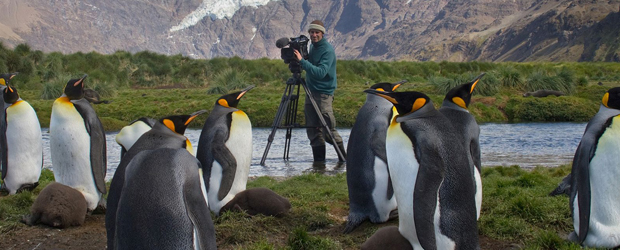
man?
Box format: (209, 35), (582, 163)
(294, 20), (346, 163)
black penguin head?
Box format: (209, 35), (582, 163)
(369, 80), (406, 92)
(64, 74), (88, 100)
(160, 110), (208, 135)
(215, 85), (255, 108)
(0, 72), (19, 87)
(364, 89), (432, 116)
(603, 87), (620, 110)
(444, 73), (485, 109)
(3, 83), (20, 104)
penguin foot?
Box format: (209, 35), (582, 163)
(388, 209), (399, 221)
(0, 183), (8, 196)
(92, 198), (107, 214)
(567, 231), (579, 243)
(343, 216), (366, 234)
(17, 182), (39, 193)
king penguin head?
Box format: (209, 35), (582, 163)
(215, 85), (255, 108)
(444, 72), (485, 109)
(0, 72), (19, 88)
(369, 80), (406, 92)
(603, 87), (620, 110)
(64, 74), (88, 100)
(2, 81), (20, 104)
(160, 110), (208, 135)
(364, 89), (432, 117)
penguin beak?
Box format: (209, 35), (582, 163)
(236, 85), (255, 100)
(9, 72), (18, 79)
(392, 79), (407, 91)
(184, 110), (208, 126)
(469, 73), (485, 94)
(74, 74), (88, 87)
(364, 89), (398, 105)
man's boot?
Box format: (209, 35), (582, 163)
(336, 142), (347, 162)
(312, 145), (326, 163)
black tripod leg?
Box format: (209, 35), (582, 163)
(299, 79), (345, 162)
(260, 83), (295, 165)
(283, 83), (300, 160)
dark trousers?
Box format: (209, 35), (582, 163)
(304, 92), (343, 147)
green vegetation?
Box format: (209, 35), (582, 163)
(1, 42), (619, 130)
(0, 166), (602, 249)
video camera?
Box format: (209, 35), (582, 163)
(275, 35), (310, 73)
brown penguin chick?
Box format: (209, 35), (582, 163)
(220, 187), (291, 217)
(84, 88), (111, 104)
(22, 182), (88, 228)
(361, 226), (413, 250)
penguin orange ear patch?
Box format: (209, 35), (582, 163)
(602, 93), (610, 108)
(452, 97), (467, 109)
(0, 79), (5, 86)
(411, 98), (426, 113)
(218, 99), (229, 107)
(163, 119), (176, 132)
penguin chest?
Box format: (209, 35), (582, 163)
(3, 101), (43, 193)
(209, 111), (252, 212)
(583, 116), (620, 246)
(49, 99), (93, 188)
(224, 111), (252, 192)
(386, 123), (422, 248)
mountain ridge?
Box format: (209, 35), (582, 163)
(0, 0), (618, 62)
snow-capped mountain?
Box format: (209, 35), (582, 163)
(0, 0), (619, 62)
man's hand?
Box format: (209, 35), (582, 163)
(293, 49), (302, 61)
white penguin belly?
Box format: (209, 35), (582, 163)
(386, 124), (421, 249)
(50, 100), (101, 209)
(582, 117), (620, 247)
(371, 156), (397, 222)
(474, 167), (482, 220)
(208, 111), (252, 214)
(4, 102), (42, 194)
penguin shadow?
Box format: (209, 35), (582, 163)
(219, 187), (291, 217)
(21, 182), (88, 229)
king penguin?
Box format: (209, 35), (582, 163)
(114, 147), (217, 250)
(438, 73), (485, 220)
(364, 89), (479, 249)
(106, 110), (207, 250)
(569, 87), (620, 248)
(49, 74), (106, 211)
(197, 85), (254, 215)
(1, 82), (43, 194)
(344, 80), (405, 233)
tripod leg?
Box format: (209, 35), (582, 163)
(260, 82), (295, 165)
(299, 79), (346, 162)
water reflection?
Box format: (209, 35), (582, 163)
(40, 122), (586, 180)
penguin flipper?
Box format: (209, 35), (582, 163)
(73, 99), (107, 194)
(183, 157), (217, 250)
(549, 173), (571, 197)
(571, 139), (594, 244)
(369, 131), (393, 201)
(1, 109), (7, 180)
(413, 151), (444, 250)
(211, 133), (237, 201)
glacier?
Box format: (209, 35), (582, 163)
(170, 0), (276, 32)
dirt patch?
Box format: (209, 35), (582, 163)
(0, 214), (107, 250)
(0, 212), (516, 249)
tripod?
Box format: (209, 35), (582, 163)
(260, 72), (345, 165)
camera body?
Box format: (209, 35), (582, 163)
(278, 35), (309, 73)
